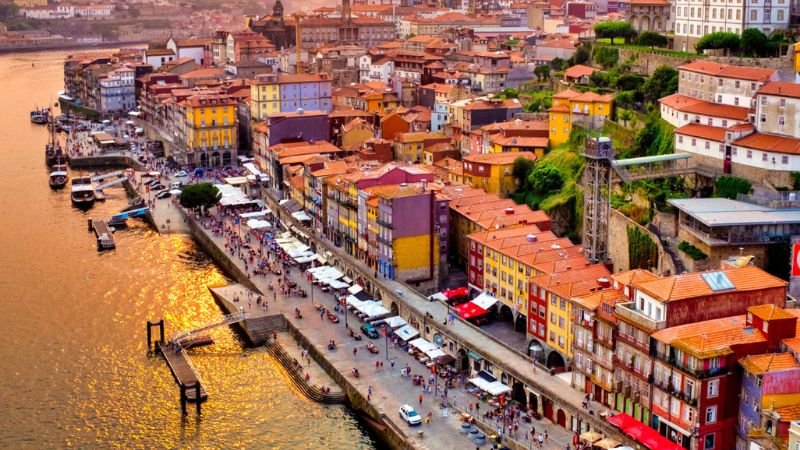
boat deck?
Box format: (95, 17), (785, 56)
(92, 220), (115, 250)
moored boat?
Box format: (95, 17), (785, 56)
(44, 116), (64, 167)
(71, 176), (95, 209)
(30, 107), (49, 125)
(48, 164), (69, 190)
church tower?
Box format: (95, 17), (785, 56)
(342, 0), (352, 23)
(272, 0), (284, 19)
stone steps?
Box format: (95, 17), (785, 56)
(263, 337), (347, 405)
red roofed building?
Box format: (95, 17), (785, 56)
(677, 61), (776, 109)
(563, 64), (600, 84)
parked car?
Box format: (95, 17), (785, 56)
(151, 184), (166, 191)
(360, 323), (379, 339)
(399, 405), (422, 426)
(156, 190), (171, 199)
(174, 170), (188, 178)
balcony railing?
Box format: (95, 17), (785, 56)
(376, 217), (393, 229)
(615, 302), (666, 332)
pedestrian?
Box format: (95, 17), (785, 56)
(418, 393), (423, 405)
(390, 358), (395, 368)
(353, 347), (357, 357)
(380, 361), (384, 370)
(375, 360), (380, 370)
(368, 385), (373, 396)
(545, 430), (549, 444)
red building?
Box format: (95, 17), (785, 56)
(610, 266), (787, 433)
(649, 304), (796, 450)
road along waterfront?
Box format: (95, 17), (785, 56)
(0, 50), (377, 449)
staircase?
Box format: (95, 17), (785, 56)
(245, 315), (288, 345)
(647, 223), (685, 275)
(263, 336), (348, 405)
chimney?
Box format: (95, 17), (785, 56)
(504, 207), (514, 215)
(597, 277), (610, 288)
(527, 234), (537, 242)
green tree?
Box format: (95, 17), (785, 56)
(641, 65), (678, 104)
(615, 74), (645, 91)
(550, 57), (568, 71)
(618, 109), (634, 127)
(497, 88), (519, 99)
(740, 28), (769, 56)
(589, 70), (610, 87)
(593, 46), (619, 69)
(635, 31), (668, 49)
(534, 64), (551, 81)
(523, 90), (553, 112)
(573, 45), (591, 65)
(512, 157), (537, 191)
(695, 32), (740, 54)
(594, 21), (635, 44)
(179, 183), (221, 213)
(714, 176), (752, 199)
(529, 164), (565, 194)
(615, 90), (635, 110)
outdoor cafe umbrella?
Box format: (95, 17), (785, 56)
(595, 438), (621, 449)
(580, 431), (604, 444)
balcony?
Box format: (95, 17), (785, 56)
(376, 217), (393, 229)
(377, 235), (392, 245)
(614, 330), (650, 354)
(615, 302), (666, 332)
(675, 364), (728, 380)
(338, 198), (358, 210)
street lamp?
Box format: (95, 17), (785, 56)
(383, 324), (388, 360)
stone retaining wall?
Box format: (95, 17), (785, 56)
(68, 154), (144, 171)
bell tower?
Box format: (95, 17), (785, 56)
(272, 0), (284, 19)
(342, 0), (352, 23)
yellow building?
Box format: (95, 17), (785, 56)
(487, 135), (549, 158)
(529, 264), (611, 363)
(461, 151), (536, 197)
(341, 118), (375, 150)
(392, 132), (449, 163)
(794, 43), (800, 76)
(184, 94), (238, 166)
(548, 89), (613, 147)
(250, 75), (281, 119)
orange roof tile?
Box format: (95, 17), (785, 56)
(564, 64), (599, 79)
(612, 269), (659, 287)
(679, 61), (775, 82)
(573, 289), (626, 312)
(757, 81), (800, 99)
(733, 132), (800, 155)
(552, 88), (582, 99)
(634, 266), (786, 303)
(739, 353), (800, 375)
(675, 123), (726, 142)
(463, 151), (536, 165)
(652, 315), (765, 359)
(749, 304), (796, 321)
(774, 405), (800, 421)
(783, 337), (800, 354)
(660, 93), (750, 120)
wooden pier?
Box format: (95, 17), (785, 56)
(90, 219), (115, 250)
(157, 341), (208, 408)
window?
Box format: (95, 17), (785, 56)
(558, 317), (565, 329)
(707, 118), (713, 126)
(539, 324), (545, 335)
(735, 80), (741, 89)
(705, 433), (715, 450)
(761, 114), (767, 122)
(684, 407), (694, 422)
(539, 305), (545, 318)
(778, 10), (784, 20)
(708, 379), (719, 397)
(706, 406), (717, 424)
(763, 153), (768, 162)
(718, 78), (723, 87)
(747, 150), (753, 159)
(549, 331), (556, 342)
(761, 96), (767, 105)
(735, 97), (740, 106)
(679, 136), (684, 144)
(560, 299), (566, 310)
(783, 156), (790, 164)
(705, 142), (711, 149)
(550, 312), (556, 324)
(722, 120), (728, 127)
(780, 116), (786, 127)
(781, 98), (787, 107)
(692, 138), (697, 146)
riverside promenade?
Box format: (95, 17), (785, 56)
(132, 172), (636, 450)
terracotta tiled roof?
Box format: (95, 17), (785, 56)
(634, 266), (786, 303)
(573, 289), (626, 312)
(660, 93), (750, 120)
(612, 269), (659, 287)
(739, 353), (800, 375)
(733, 132), (800, 155)
(748, 304), (796, 321)
(489, 135), (549, 148)
(364, 182), (430, 199)
(774, 405), (800, 421)
(538, 39), (576, 49)
(564, 64), (599, 79)
(463, 151), (536, 165)
(757, 81), (800, 99)
(679, 61), (775, 82)
(783, 337), (800, 354)
(652, 315), (764, 358)
(530, 264), (610, 290)
(675, 123), (726, 142)
(552, 88), (582, 99)
(548, 104), (571, 113)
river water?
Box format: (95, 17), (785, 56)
(0, 50), (376, 449)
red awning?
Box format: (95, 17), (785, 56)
(607, 413), (636, 429)
(444, 286), (468, 300)
(454, 302), (488, 319)
(608, 413), (685, 450)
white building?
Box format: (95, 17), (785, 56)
(143, 48), (175, 70)
(677, 61), (776, 108)
(166, 37), (210, 66)
(73, 4), (113, 17)
(753, 82), (800, 138)
(659, 93), (750, 128)
(99, 66), (135, 114)
(672, 0), (790, 50)
(358, 54), (394, 83)
(21, 5), (73, 19)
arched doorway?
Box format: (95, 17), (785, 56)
(512, 381), (526, 404)
(199, 152), (209, 167)
(222, 151), (232, 166)
(543, 397), (554, 421)
(528, 339), (544, 363)
(640, 16), (651, 31)
(458, 348), (468, 372)
(374, 290), (383, 301)
(514, 313), (527, 332)
(390, 302), (399, 316)
(547, 351), (566, 369)
(556, 409), (567, 427)
(528, 392), (539, 414)
(498, 304), (513, 322)
(211, 152), (221, 166)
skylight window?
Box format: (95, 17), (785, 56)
(702, 272), (735, 291)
